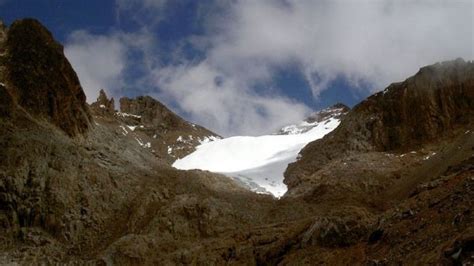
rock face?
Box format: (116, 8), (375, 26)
(285, 59), (474, 189)
(90, 89), (115, 116)
(120, 96), (183, 127)
(3, 19), (91, 137)
(118, 96), (220, 161)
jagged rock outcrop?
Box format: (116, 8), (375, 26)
(285, 59), (474, 189)
(3, 19), (91, 137)
(305, 103), (350, 123)
(117, 96), (220, 161)
(120, 96), (185, 127)
(90, 89), (115, 116)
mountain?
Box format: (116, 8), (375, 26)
(0, 19), (472, 265)
(0, 19), (91, 137)
(285, 58), (474, 192)
(89, 90), (220, 163)
(173, 104), (349, 197)
(277, 103), (349, 135)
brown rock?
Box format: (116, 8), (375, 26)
(90, 89), (115, 116)
(285, 59), (474, 189)
(4, 19), (92, 137)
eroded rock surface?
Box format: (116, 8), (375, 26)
(3, 19), (91, 137)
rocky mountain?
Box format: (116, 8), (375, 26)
(277, 103), (349, 135)
(285, 58), (474, 190)
(0, 19), (472, 265)
(88, 90), (220, 162)
(0, 19), (92, 137)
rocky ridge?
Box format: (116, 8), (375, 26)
(285, 59), (474, 190)
(277, 103), (349, 135)
(88, 91), (220, 162)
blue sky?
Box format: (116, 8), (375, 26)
(0, 0), (472, 135)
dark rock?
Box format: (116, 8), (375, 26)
(285, 59), (474, 189)
(90, 89), (115, 116)
(4, 19), (92, 137)
(120, 96), (186, 128)
(368, 228), (384, 244)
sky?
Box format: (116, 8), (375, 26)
(0, 0), (472, 136)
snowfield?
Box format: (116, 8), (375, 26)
(173, 116), (341, 198)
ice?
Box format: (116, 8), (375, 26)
(173, 117), (341, 197)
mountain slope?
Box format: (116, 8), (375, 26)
(89, 91), (220, 163)
(173, 105), (348, 197)
(285, 58), (474, 190)
(2, 19), (92, 137)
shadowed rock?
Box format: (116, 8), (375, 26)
(285, 59), (474, 189)
(3, 19), (91, 137)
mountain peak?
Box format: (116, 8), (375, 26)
(285, 59), (474, 190)
(90, 89), (115, 115)
(277, 103), (349, 135)
(2, 19), (92, 137)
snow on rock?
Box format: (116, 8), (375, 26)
(127, 125), (137, 131)
(198, 136), (220, 144)
(173, 117), (341, 198)
(119, 126), (128, 136)
(135, 137), (151, 148)
(116, 112), (142, 119)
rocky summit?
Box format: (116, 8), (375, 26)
(0, 19), (473, 265)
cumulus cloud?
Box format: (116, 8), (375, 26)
(206, 0), (473, 96)
(65, 0), (473, 136)
(64, 30), (153, 102)
(153, 61), (311, 135)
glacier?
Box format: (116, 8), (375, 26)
(173, 114), (342, 197)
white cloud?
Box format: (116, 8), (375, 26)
(153, 61), (311, 135)
(65, 0), (474, 136)
(206, 0), (474, 96)
(64, 30), (153, 103)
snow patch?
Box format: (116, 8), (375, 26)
(423, 152), (437, 160)
(135, 137), (151, 148)
(116, 112), (142, 119)
(127, 125), (137, 131)
(173, 118), (341, 197)
(119, 126), (128, 136)
(198, 136), (220, 144)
